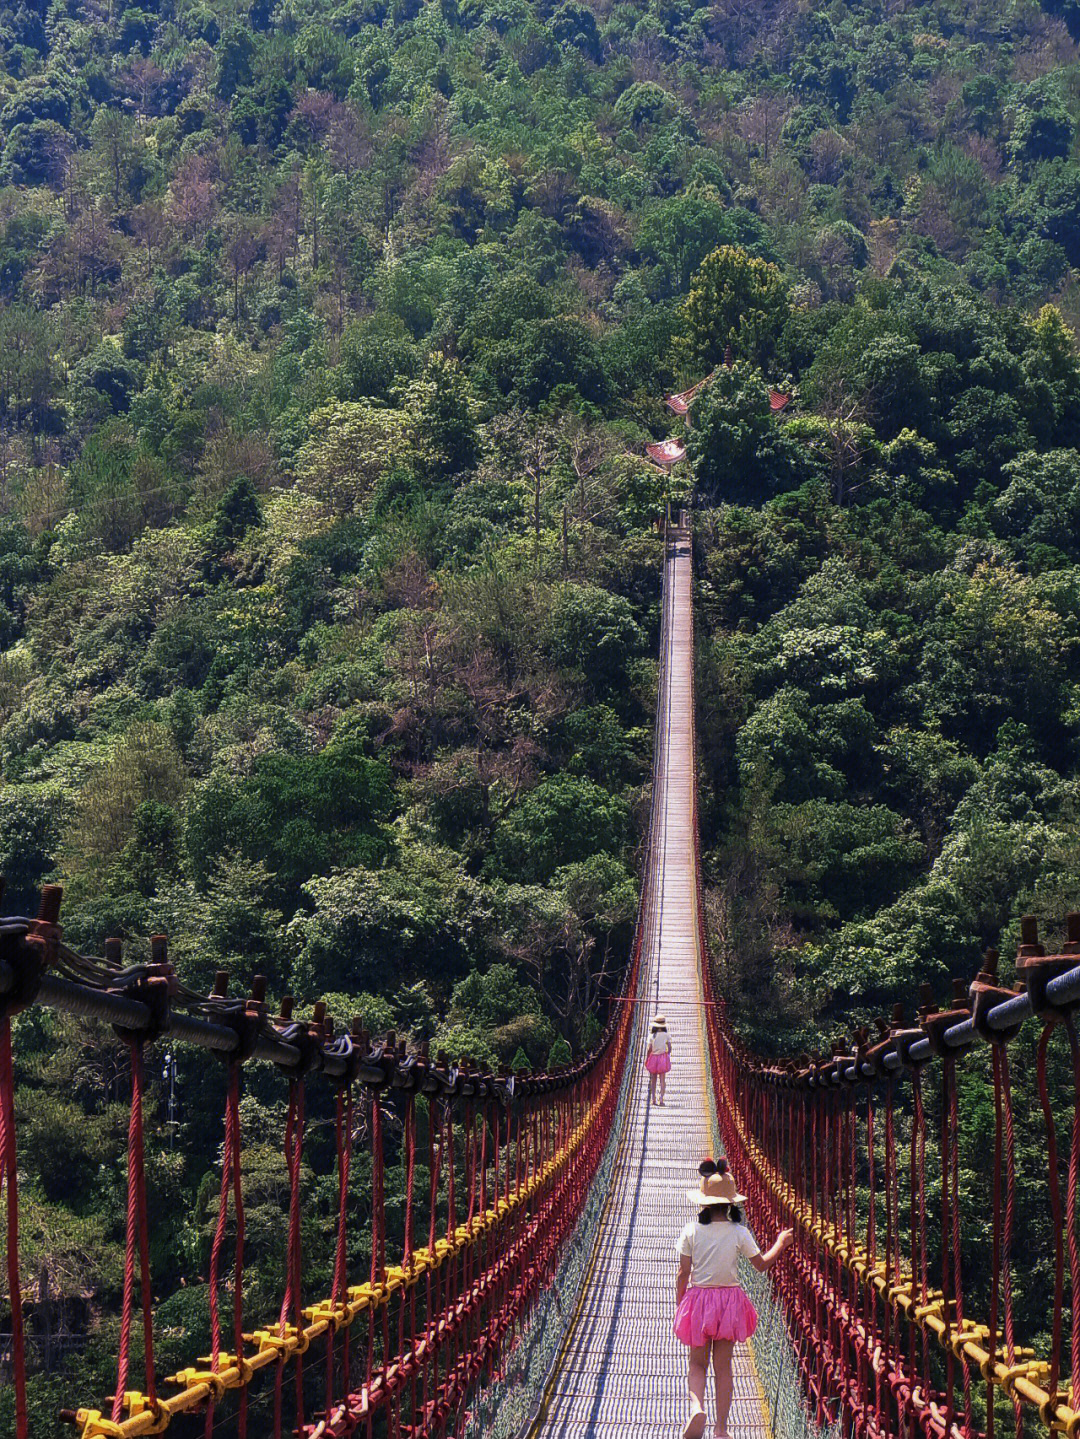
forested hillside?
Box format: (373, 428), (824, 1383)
(5, 0), (1080, 1423)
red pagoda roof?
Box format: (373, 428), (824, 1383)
(665, 371), (791, 416)
(645, 438), (686, 467)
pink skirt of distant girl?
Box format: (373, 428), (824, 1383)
(674, 1285), (758, 1345)
(645, 1052), (671, 1074)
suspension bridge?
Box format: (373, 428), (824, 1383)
(3, 517), (1080, 1439)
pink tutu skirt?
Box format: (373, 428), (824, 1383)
(645, 1052), (671, 1074)
(674, 1286), (757, 1345)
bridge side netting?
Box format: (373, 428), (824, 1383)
(0, 878), (639, 1439)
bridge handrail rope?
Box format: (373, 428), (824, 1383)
(679, 527), (1080, 1439)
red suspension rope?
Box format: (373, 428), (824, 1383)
(1037, 1023), (1066, 1404)
(0, 1016), (27, 1439)
(113, 1040), (156, 1425)
(206, 1062), (245, 1438)
(326, 1083), (353, 1423)
(1001, 1044), (1022, 1439)
(1064, 1016), (1080, 1404)
(275, 1077), (307, 1438)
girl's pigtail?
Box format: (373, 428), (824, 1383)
(698, 1158), (716, 1224)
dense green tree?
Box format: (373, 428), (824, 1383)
(0, 787), (63, 911)
(545, 584), (644, 694)
(1008, 79), (1075, 170)
(401, 352), (479, 480)
(294, 400), (414, 515)
(491, 315), (608, 407)
(288, 840), (485, 991)
(210, 474), (263, 552)
(687, 363), (807, 505)
(678, 246), (790, 370)
(489, 774), (629, 882)
(185, 730), (396, 891)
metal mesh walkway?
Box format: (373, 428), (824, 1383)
(528, 530), (772, 1439)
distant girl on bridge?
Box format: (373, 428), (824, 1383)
(674, 1159), (793, 1439)
(645, 1013), (671, 1105)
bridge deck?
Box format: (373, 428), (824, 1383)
(529, 533), (771, 1439)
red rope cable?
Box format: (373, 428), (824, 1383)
(274, 1078), (306, 1439)
(866, 1090), (881, 1434)
(1064, 1015), (1080, 1401)
(1038, 1023), (1066, 1401)
(114, 1040), (155, 1424)
(231, 1065), (247, 1439)
(424, 1099), (443, 1429)
(365, 1091), (385, 1439)
(912, 1070), (930, 1400)
(884, 1080), (898, 1438)
(291, 1081), (306, 1430)
(947, 1058), (972, 1431)
(988, 1046), (1004, 1439)
(370, 1092), (384, 1284)
(205, 1063), (243, 1438)
(405, 1095), (417, 1430)
(326, 1084), (353, 1422)
(0, 1017), (27, 1439)
(478, 1102), (488, 1218)
(1001, 1046), (1022, 1439)
(867, 1092), (877, 1268)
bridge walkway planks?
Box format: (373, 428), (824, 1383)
(528, 528), (772, 1439)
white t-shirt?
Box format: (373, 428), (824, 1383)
(650, 1030), (671, 1055)
(677, 1219), (760, 1287)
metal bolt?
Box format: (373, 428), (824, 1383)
(39, 883), (62, 924)
(1018, 914), (1044, 957)
(980, 947), (1000, 982)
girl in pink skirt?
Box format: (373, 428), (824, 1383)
(674, 1159), (793, 1439)
(645, 1014), (671, 1105)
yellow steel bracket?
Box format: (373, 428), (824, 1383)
(127, 1394), (168, 1427)
(169, 1368), (228, 1403)
(886, 1275), (913, 1303)
(194, 1351), (255, 1386)
(250, 1325), (305, 1359)
(998, 1359), (1050, 1400)
(81, 1392), (171, 1437)
(383, 1264), (408, 1295)
(913, 1292), (944, 1324)
(304, 1299), (352, 1333)
(1036, 1382), (1080, 1433)
(346, 1281), (377, 1312)
(78, 1411), (128, 1439)
(950, 1321), (990, 1359)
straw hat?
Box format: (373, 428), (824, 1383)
(652, 1014), (667, 1028)
(687, 1168), (747, 1207)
